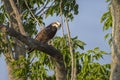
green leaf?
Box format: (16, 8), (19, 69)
(104, 33), (110, 40)
(108, 38), (112, 46)
(100, 11), (109, 23)
(74, 4), (79, 15)
(106, 0), (111, 2)
(94, 47), (99, 51)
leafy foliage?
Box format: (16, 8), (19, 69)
(10, 36), (110, 80)
(0, 0), (79, 57)
(100, 0), (112, 46)
(11, 36), (86, 80)
(77, 47), (110, 80)
(0, 0), (110, 80)
(45, 0), (79, 20)
(52, 36), (86, 80)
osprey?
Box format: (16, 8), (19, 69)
(28, 21), (61, 53)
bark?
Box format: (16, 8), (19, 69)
(110, 0), (120, 80)
(3, 0), (26, 35)
(0, 24), (67, 80)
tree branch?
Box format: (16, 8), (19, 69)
(24, 0), (42, 28)
(59, 0), (65, 37)
(3, 0), (26, 35)
(65, 17), (76, 80)
(36, 0), (50, 15)
(0, 24), (66, 80)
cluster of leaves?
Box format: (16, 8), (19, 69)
(77, 47), (110, 80)
(11, 36), (110, 80)
(10, 36), (85, 80)
(13, 0), (78, 36)
(52, 36), (86, 80)
(46, 0), (79, 20)
(0, 33), (8, 54)
(100, 0), (112, 46)
(53, 36), (110, 80)
(11, 54), (54, 80)
(0, 1), (11, 54)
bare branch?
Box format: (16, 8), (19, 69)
(36, 0), (49, 15)
(65, 17), (76, 80)
(24, 0), (43, 28)
(60, 0), (65, 37)
(36, 1), (54, 17)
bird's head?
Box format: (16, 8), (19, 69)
(52, 21), (61, 29)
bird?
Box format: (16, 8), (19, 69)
(28, 21), (61, 54)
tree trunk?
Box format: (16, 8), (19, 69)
(110, 0), (120, 80)
(3, 0), (26, 80)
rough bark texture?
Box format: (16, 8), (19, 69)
(0, 25), (66, 80)
(110, 0), (120, 80)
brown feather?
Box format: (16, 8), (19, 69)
(28, 22), (60, 54)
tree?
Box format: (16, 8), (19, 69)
(101, 0), (120, 80)
(0, 0), (78, 80)
(110, 0), (120, 80)
(0, 0), (110, 80)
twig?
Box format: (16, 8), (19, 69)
(36, 0), (49, 15)
(9, 0), (26, 36)
(36, 1), (54, 17)
(60, 0), (65, 37)
(24, 0), (43, 28)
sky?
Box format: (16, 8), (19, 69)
(0, 0), (111, 80)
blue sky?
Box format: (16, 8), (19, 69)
(0, 0), (111, 80)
